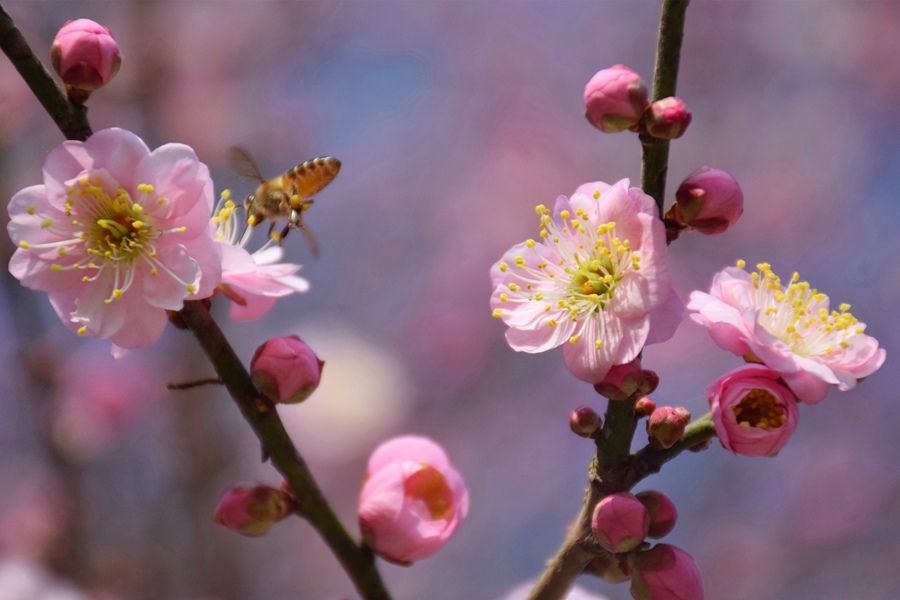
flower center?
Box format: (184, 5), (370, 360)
(732, 388), (787, 430)
(492, 193), (644, 349)
(743, 260), (863, 358)
(403, 464), (454, 521)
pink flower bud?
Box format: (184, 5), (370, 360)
(635, 397), (657, 419)
(645, 97), (692, 139)
(593, 358), (644, 400)
(707, 365), (799, 457)
(250, 336), (323, 404)
(646, 406), (690, 449)
(635, 490), (678, 539)
(630, 544), (704, 600)
(584, 65), (650, 133)
(50, 19), (121, 99)
(673, 167), (743, 235)
(569, 406), (602, 438)
(213, 484), (294, 537)
(639, 369), (660, 395)
(359, 435), (468, 564)
(591, 493), (650, 554)
(584, 552), (631, 583)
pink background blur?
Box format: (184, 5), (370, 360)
(1, 2), (899, 599)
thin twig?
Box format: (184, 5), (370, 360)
(640, 0), (690, 215)
(167, 378), (225, 390)
(177, 301), (393, 600)
(0, 3), (92, 141)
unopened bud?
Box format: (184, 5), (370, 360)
(594, 358), (644, 400)
(630, 544), (704, 600)
(250, 336), (323, 404)
(569, 406), (602, 438)
(639, 370), (660, 395)
(635, 490), (678, 539)
(213, 483), (294, 537)
(635, 396), (657, 419)
(584, 65), (650, 133)
(51, 19), (121, 104)
(673, 166), (744, 235)
(591, 493), (650, 554)
(644, 97), (692, 139)
(647, 406), (690, 450)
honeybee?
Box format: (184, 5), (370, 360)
(228, 146), (341, 257)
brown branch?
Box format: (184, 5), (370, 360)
(177, 301), (392, 600)
(1, 5), (391, 596)
(0, 2), (92, 141)
(640, 0), (690, 215)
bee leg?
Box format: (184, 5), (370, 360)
(278, 222), (291, 246)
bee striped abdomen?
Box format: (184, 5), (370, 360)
(283, 157), (341, 200)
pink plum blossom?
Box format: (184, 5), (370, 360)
(212, 193), (309, 321)
(593, 357), (644, 400)
(250, 335), (323, 404)
(707, 364), (799, 457)
(491, 180), (683, 383)
(673, 167), (743, 235)
(583, 65), (650, 133)
(688, 261), (885, 403)
(7, 128), (221, 353)
(213, 483), (294, 537)
(50, 19), (121, 92)
(591, 492), (650, 553)
(358, 435), (469, 564)
(630, 544), (704, 600)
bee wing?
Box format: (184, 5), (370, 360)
(282, 212), (320, 259)
(227, 146), (265, 182)
(298, 220), (319, 259)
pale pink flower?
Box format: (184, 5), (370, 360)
(591, 492), (650, 553)
(358, 435), (469, 564)
(688, 261), (885, 403)
(707, 364), (799, 457)
(630, 544), (704, 600)
(51, 19), (121, 92)
(7, 128), (221, 352)
(491, 180), (683, 383)
(212, 193), (309, 321)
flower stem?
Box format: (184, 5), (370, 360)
(177, 301), (393, 600)
(640, 0), (690, 216)
(0, 2), (92, 141)
(529, 3), (692, 597)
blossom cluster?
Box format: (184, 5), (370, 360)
(690, 260), (884, 455)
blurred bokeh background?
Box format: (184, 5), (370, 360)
(1, 1), (899, 599)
